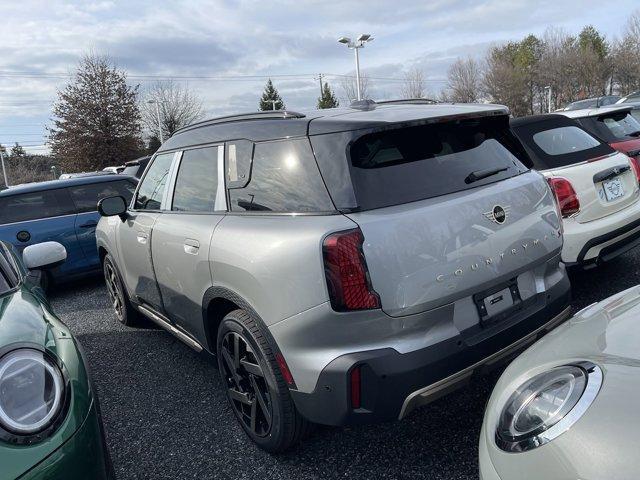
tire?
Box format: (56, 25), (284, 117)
(216, 309), (312, 453)
(103, 254), (140, 327)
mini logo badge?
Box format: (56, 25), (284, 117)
(484, 205), (509, 225)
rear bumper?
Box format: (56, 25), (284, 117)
(562, 200), (640, 266)
(289, 276), (571, 426)
(564, 214), (640, 268)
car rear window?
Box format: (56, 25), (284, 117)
(533, 126), (601, 156)
(512, 118), (614, 170)
(346, 115), (529, 210)
(0, 189), (76, 224)
(598, 111), (640, 139)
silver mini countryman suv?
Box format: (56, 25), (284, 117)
(96, 101), (571, 452)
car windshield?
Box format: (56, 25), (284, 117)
(598, 111), (640, 138)
(533, 126), (601, 156)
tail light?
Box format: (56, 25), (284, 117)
(548, 177), (580, 218)
(350, 366), (361, 409)
(323, 229), (380, 311)
(629, 156), (640, 185)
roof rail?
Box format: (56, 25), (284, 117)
(174, 110), (307, 135)
(377, 98), (439, 105)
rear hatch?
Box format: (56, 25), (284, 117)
(512, 116), (639, 223)
(311, 113), (562, 317)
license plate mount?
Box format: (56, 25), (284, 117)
(474, 280), (522, 328)
(602, 177), (625, 202)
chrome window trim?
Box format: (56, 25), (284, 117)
(495, 361), (603, 452)
(162, 151), (183, 211)
(214, 145), (226, 211)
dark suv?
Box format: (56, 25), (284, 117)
(96, 103), (571, 452)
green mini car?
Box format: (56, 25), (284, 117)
(0, 240), (113, 479)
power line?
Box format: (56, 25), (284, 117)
(0, 70), (447, 83)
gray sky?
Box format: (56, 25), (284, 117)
(1, 0), (638, 154)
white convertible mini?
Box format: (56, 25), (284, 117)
(511, 114), (640, 268)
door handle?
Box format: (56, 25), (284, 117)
(137, 232), (148, 244)
(79, 221), (98, 228)
(183, 239), (200, 255)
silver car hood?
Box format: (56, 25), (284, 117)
(481, 285), (640, 480)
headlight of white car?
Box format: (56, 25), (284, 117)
(495, 362), (602, 452)
(0, 349), (65, 435)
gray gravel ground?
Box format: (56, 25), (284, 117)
(49, 251), (640, 480)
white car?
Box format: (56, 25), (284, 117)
(479, 285), (640, 479)
(511, 114), (640, 268)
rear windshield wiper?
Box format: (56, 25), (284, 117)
(464, 166), (509, 184)
(628, 130), (640, 137)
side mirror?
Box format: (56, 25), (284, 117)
(23, 242), (67, 270)
(98, 195), (127, 219)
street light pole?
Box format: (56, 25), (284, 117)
(338, 34), (374, 102)
(0, 149), (8, 187)
(354, 47), (361, 101)
(148, 99), (163, 143)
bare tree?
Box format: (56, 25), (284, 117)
(446, 57), (482, 102)
(401, 67), (426, 99)
(340, 73), (370, 102)
(612, 10), (640, 95)
(141, 80), (204, 141)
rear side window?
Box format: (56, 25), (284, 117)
(598, 111), (640, 139)
(172, 146), (222, 212)
(0, 189), (75, 224)
(228, 139), (334, 213)
(348, 115), (529, 210)
(533, 126), (600, 156)
(134, 153), (174, 210)
(69, 180), (136, 213)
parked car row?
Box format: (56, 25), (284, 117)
(3, 99), (640, 478)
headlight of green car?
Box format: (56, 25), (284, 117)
(0, 241), (113, 480)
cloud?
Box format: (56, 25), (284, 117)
(0, 0), (638, 150)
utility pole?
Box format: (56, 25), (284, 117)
(272, 100), (277, 110)
(0, 148), (9, 187)
(317, 73), (324, 97)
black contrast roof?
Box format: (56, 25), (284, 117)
(158, 102), (509, 153)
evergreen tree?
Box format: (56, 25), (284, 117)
(317, 82), (339, 109)
(10, 142), (26, 157)
(48, 53), (143, 172)
(259, 79), (285, 111)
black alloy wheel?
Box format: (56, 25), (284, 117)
(104, 260), (124, 322)
(220, 331), (272, 437)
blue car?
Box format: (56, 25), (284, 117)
(0, 175), (137, 285)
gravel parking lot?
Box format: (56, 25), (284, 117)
(50, 252), (640, 480)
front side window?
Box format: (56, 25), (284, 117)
(134, 153), (174, 210)
(229, 139), (334, 213)
(598, 111), (640, 139)
(172, 146), (222, 212)
(69, 180), (137, 213)
(0, 189), (75, 224)
(533, 126), (601, 156)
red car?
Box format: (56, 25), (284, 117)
(559, 106), (640, 160)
